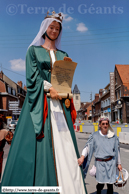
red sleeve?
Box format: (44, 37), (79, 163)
(70, 98), (77, 124)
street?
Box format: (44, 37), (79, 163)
(76, 132), (129, 194)
(1, 132), (129, 194)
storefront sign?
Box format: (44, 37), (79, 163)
(108, 108), (111, 112)
(115, 105), (122, 109)
(104, 108), (111, 113)
(110, 72), (115, 103)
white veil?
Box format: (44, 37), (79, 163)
(28, 18), (62, 50)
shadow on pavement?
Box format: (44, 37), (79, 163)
(78, 138), (89, 140)
(90, 190), (119, 194)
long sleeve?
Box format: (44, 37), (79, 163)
(117, 150), (121, 164)
(44, 80), (52, 92)
(26, 46), (45, 136)
(115, 136), (121, 166)
(82, 146), (89, 158)
(83, 134), (94, 173)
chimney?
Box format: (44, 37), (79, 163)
(99, 89), (103, 97)
(95, 94), (99, 102)
(0, 71), (4, 79)
(17, 81), (22, 88)
(24, 85), (27, 91)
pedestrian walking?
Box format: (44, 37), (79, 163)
(78, 117), (122, 194)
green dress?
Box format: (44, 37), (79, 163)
(1, 46), (87, 194)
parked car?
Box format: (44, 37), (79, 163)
(9, 120), (17, 131)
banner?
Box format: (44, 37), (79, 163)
(110, 72), (115, 103)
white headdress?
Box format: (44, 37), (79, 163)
(29, 12), (63, 49)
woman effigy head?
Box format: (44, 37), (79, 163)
(29, 11), (63, 49)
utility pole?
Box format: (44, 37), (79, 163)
(0, 63), (2, 71)
(90, 92), (92, 102)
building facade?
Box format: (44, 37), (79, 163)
(92, 93), (101, 122)
(77, 102), (92, 120)
(111, 65), (129, 123)
(92, 65), (129, 123)
(101, 84), (111, 121)
(0, 71), (26, 117)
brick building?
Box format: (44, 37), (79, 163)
(0, 71), (26, 117)
(92, 85), (111, 122)
(111, 65), (129, 123)
(101, 84), (111, 121)
(91, 65), (129, 123)
(86, 101), (94, 120)
(92, 93), (101, 122)
(78, 102), (92, 120)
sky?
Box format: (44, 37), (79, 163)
(0, 0), (129, 102)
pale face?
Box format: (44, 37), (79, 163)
(46, 21), (60, 40)
(99, 120), (109, 135)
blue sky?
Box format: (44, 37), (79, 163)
(0, 0), (129, 102)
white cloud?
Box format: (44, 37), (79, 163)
(63, 25), (70, 30)
(62, 13), (73, 22)
(76, 23), (88, 32)
(10, 59), (25, 71)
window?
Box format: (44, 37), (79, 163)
(119, 90), (121, 98)
(115, 77), (117, 84)
(104, 101), (105, 107)
(115, 92), (118, 100)
(103, 89), (105, 95)
(12, 89), (16, 96)
(7, 86), (11, 94)
(18, 87), (21, 93)
(108, 98), (110, 105)
(76, 96), (78, 100)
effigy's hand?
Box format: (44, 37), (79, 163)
(5, 131), (13, 145)
(118, 164), (122, 171)
(49, 87), (62, 100)
(78, 155), (85, 166)
(63, 56), (72, 62)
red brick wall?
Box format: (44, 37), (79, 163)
(0, 80), (6, 92)
(87, 102), (93, 118)
(115, 68), (123, 97)
(17, 81), (22, 88)
(0, 71), (3, 79)
(123, 84), (129, 97)
(0, 96), (2, 109)
(2, 97), (7, 110)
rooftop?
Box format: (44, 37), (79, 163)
(115, 65), (129, 84)
(73, 84), (80, 94)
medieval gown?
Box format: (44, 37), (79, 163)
(1, 46), (87, 194)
